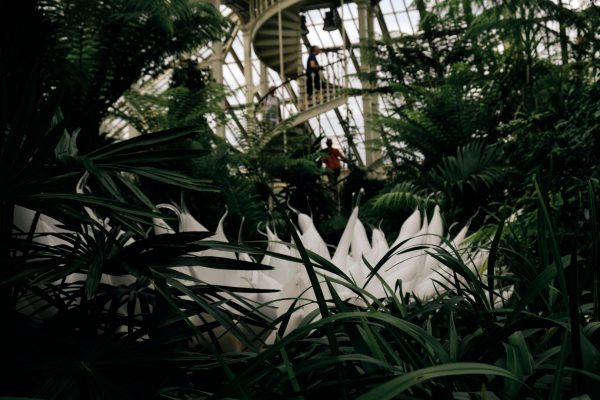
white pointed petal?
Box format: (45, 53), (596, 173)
(263, 234), (297, 287)
(368, 228), (389, 265)
(244, 270), (281, 320)
(452, 225), (469, 249)
(180, 211), (208, 232)
(412, 278), (437, 299)
(351, 219), (371, 262)
(297, 213), (331, 261)
(332, 206), (359, 270)
(426, 205), (444, 246)
(393, 208), (421, 248)
(152, 217), (175, 235)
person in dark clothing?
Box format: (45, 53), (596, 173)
(306, 45), (321, 102)
(322, 138), (348, 189)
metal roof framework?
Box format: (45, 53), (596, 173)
(217, 0), (421, 163)
(104, 0), (590, 160)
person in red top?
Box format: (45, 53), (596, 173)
(322, 138), (348, 188)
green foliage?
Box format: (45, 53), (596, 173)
(365, 0), (600, 230)
(502, 79), (600, 196)
(427, 141), (507, 218)
(3, 0), (230, 152)
(361, 182), (430, 234)
(3, 0), (600, 399)
(429, 142), (505, 196)
(111, 60), (227, 136)
(368, 183), (428, 213)
(154, 182), (597, 399)
(379, 65), (494, 171)
(0, 69), (269, 398)
(182, 133), (269, 240)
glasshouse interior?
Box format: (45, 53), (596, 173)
(2, 0), (600, 399)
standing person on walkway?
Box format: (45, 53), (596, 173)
(306, 45), (321, 104)
(322, 138), (348, 189)
(263, 85), (280, 126)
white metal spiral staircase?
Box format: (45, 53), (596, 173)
(249, 0), (350, 145)
(252, 4), (301, 79)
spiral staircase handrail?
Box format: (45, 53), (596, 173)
(254, 56), (346, 110)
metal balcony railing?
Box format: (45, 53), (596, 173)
(254, 55), (348, 127)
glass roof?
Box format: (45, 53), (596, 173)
(104, 0), (588, 161)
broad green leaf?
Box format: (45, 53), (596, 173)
(357, 363), (518, 400)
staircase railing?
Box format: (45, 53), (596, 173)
(254, 54), (348, 126)
(253, 0), (285, 18)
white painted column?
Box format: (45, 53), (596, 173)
(368, 2), (381, 167)
(357, 0), (378, 167)
(260, 62), (269, 96)
(210, 0), (225, 138)
(242, 24), (255, 133)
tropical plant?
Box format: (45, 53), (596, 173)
(366, 0), (600, 232)
(427, 141), (507, 219)
(2, 0), (230, 153)
(3, 0), (600, 399)
(145, 180), (599, 400)
(109, 59), (227, 136)
(0, 63), (280, 398)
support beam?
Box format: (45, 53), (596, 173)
(335, 20), (361, 74)
(210, 0), (225, 138)
(373, 4), (390, 40)
(223, 23), (240, 56)
(260, 62), (269, 95)
(334, 107), (364, 168)
(242, 24), (256, 134)
(223, 24), (263, 104)
(367, 1), (380, 166)
(357, 0), (379, 167)
(225, 99), (247, 138)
